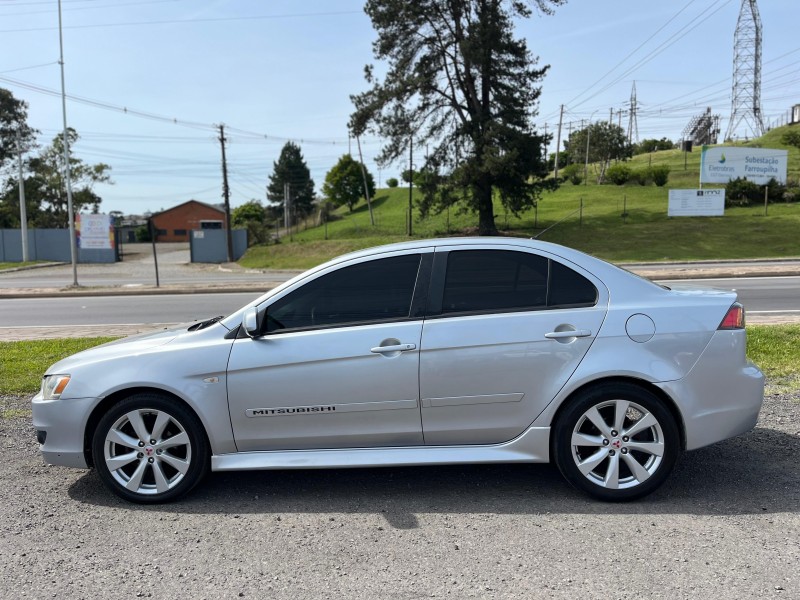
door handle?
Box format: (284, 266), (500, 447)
(370, 343), (416, 353)
(545, 329), (592, 339)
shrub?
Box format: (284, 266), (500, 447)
(650, 165), (670, 187)
(605, 163), (632, 185)
(561, 163), (583, 185)
(386, 177), (399, 188)
(725, 177), (761, 206)
(630, 168), (650, 186)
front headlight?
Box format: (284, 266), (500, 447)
(41, 375), (71, 400)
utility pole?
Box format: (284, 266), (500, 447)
(355, 134), (375, 226)
(58, 0), (78, 286)
(16, 127), (29, 262)
(283, 182), (290, 232)
(218, 124), (233, 262)
(553, 104), (564, 179)
(407, 136), (413, 236)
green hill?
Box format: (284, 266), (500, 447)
(240, 124), (800, 269)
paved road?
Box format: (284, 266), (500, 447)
(662, 275), (800, 319)
(0, 243), (300, 289)
(0, 292), (260, 327)
(1, 277), (797, 330)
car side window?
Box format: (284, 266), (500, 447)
(548, 259), (598, 307)
(439, 250), (597, 316)
(266, 254), (422, 333)
(442, 250), (549, 314)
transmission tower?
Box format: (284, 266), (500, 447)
(725, 0), (765, 141)
(626, 81), (639, 145)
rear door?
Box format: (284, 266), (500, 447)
(419, 246), (608, 445)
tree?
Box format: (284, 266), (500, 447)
(0, 88), (37, 174)
(322, 154), (375, 212)
(565, 122), (631, 183)
(0, 128), (112, 228)
(232, 199), (270, 246)
(350, 0), (564, 235)
(266, 142), (315, 217)
(634, 138), (675, 155)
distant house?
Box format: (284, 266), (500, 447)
(150, 200), (227, 243)
(792, 104), (800, 125)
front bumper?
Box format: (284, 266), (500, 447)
(655, 330), (765, 451)
(31, 394), (101, 469)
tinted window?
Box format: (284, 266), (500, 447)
(266, 254), (422, 332)
(548, 260), (598, 307)
(438, 250), (598, 315)
(442, 250), (549, 314)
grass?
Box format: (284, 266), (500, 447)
(238, 124), (800, 270)
(747, 324), (800, 394)
(0, 328), (797, 402)
(0, 261), (44, 271)
(0, 337), (118, 398)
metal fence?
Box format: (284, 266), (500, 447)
(0, 229), (116, 263)
(189, 229), (248, 263)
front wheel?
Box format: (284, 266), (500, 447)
(553, 383), (681, 501)
(91, 393), (209, 504)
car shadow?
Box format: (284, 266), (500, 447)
(68, 426), (800, 526)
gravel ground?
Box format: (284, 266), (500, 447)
(1, 393), (798, 600)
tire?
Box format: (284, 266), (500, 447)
(91, 393), (209, 504)
(553, 383), (681, 501)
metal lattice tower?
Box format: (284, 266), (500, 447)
(626, 81), (639, 145)
(725, 0), (765, 141)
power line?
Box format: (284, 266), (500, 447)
(0, 9), (363, 34)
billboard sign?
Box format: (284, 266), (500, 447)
(700, 146), (788, 185)
(668, 189), (725, 217)
(77, 213), (114, 249)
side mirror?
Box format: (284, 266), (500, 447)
(242, 307), (260, 338)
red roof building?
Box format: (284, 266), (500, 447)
(150, 200), (227, 243)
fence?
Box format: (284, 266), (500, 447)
(0, 229), (116, 263)
(189, 229), (248, 263)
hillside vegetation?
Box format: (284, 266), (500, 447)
(240, 124), (800, 270)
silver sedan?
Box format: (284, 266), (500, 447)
(32, 238), (764, 503)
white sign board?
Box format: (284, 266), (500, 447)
(668, 189), (725, 217)
(77, 213), (114, 249)
(700, 146), (788, 185)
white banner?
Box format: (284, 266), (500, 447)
(700, 146), (788, 185)
(77, 213), (114, 249)
(668, 189), (725, 217)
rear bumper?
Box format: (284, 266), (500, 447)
(655, 330), (764, 451)
(31, 394), (99, 469)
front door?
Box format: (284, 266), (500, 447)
(227, 252), (430, 451)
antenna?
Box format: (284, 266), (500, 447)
(725, 0), (765, 141)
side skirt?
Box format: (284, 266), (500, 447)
(211, 426), (551, 472)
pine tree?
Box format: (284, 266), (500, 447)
(350, 0), (564, 235)
(266, 142), (315, 217)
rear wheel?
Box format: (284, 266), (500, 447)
(91, 393), (209, 504)
(553, 383), (680, 501)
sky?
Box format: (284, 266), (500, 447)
(0, 0), (798, 217)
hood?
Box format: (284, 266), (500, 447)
(45, 325), (183, 375)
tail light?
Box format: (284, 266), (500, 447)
(719, 302), (745, 330)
